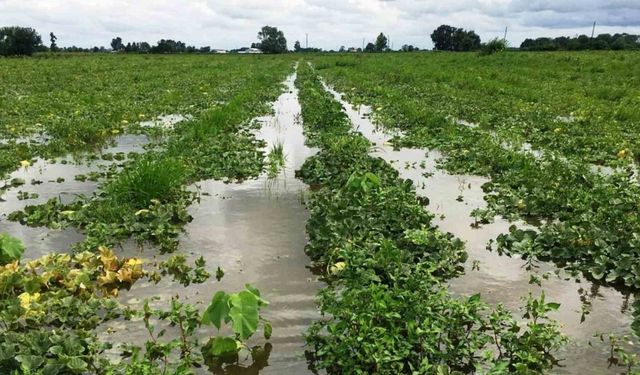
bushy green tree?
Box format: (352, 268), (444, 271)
(0, 26), (42, 56)
(364, 42), (376, 52)
(374, 32), (388, 52)
(520, 33), (640, 51)
(110, 37), (124, 51)
(453, 29), (481, 51)
(431, 25), (480, 51)
(430, 24), (457, 51)
(256, 26), (287, 54)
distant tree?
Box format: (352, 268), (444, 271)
(110, 37), (124, 51)
(364, 42), (376, 52)
(151, 39), (187, 53)
(49, 32), (58, 52)
(453, 29), (481, 51)
(375, 33), (388, 52)
(294, 40), (301, 52)
(256, 26), (287, 54)
(431, 25), (457, 51)
(431, 25), (480, 51)
(519, 33), (639, 51)
(199, 46), (211, 53)
(0, 26), (42, 56)
(401, 44), (417, 52)
(139, 42), (151, 53)
(339, 45), (346, 52)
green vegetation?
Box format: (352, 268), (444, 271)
(2, 50), (640, 373)
(266, 141), (286, 178)
(295, 62), (564, 374)
(521, 33), (640, 51)
(0, 26), (43, 56)
(7, 55), (291, 253)
(0, 54), (287, 179)
(0, 54), (291, 373)
(308, 51), (640, 291)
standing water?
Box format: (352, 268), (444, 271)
(322, 82), (636, 375)
(103, 68), (322, 374)
(0, 134), (149, 258)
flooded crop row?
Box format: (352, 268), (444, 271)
(320, 77), (638, 374)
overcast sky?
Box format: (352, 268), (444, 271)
(1, 0), (639, 50)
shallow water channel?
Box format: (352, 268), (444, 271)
(0, 72), (321, 373)
(323, 83), (637, 375)
(100, 70), (322, 374)
(0, 134), (150, 258)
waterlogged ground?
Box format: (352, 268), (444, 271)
(0, 134), (151, 257)
(325, 83), (636, 375)
(2, 54), (638, 374)
(0, 70), (321, 373)
(98, 71), (322, 374)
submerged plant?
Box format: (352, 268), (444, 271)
(266, 141), (286, 178)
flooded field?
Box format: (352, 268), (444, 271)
(106, 72), (322, 374)
(325, 83), (637, 374)
(2, 52), (640, 374)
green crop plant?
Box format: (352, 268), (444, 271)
(295, 61), (566, 374)
(266, 141), (286, 178)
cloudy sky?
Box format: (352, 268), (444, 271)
(1, 0), (639, 50)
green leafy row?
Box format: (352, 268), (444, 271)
(0, 54), (294, 179)
(8, 59), (292, 254)
(295, 61), (565, 374)
(308, 52), (640, 290)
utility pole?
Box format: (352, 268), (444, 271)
(503, 26), (508, 42)
(591, 21), (596, 38)
(362, 38), (365, 51)
(306, 33), (309, 49)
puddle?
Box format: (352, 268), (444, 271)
(0, 131), (51, 147)
(447, 116), (479, 129)
(102, 69), (322, 374)
(139, 114), (192, 129)
(323, 83), (637, 375)
(0, 134), (149, 258)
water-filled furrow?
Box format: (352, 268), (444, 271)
(321, 81), (635, 375)
(0, 134), (149, 258)
(107, 68), (321, 374)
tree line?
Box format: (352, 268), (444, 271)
(2, 24), (639, 57)
(521, 33), (640, 51)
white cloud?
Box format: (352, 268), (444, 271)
(0, 0), (638, 49)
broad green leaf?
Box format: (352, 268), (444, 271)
(66, 357), (88, 372)
(0, 233), (25, 265)
(546, 302), (561, 311)
(229, 290), (259, 340)
(201, 291), (230, 329)
(245, 284), (269, 307)
(205, 337), (238, 357)
(16, 354), (44, 371)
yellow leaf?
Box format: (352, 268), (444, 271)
(330, 261), (347, 274)
(135, 209), (150, 216)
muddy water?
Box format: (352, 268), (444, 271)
(104, 71), (321, 374)
(324, 84), (636, 375)
(0, 134), (149, 258)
